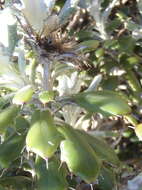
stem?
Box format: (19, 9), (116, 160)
(92, 0), (101, 23)
(100, 19), (109, 39)
(91, 0), (110, 39)
(30, 58), (38, 88)
(42, 57), (51, 91)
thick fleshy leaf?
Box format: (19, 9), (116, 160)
(118, 36), (135, 54)
(39, 91), (54, 104)
(58, 125), (101, 183)
(98, 166), (116, 190)
(102, 76), (119, 91)
(76, 130), (120, 166)
(135, 124), (142, 140)
(71, 90), (131, 116)
(13, 85), (34, 105)
(0, 105), (19, 134)
(36, 157), (68, 190)
(125, 69), (142, 92)
(0, 133), (26, 168)
(0, 94), (12, 110)
(26, 110), (63, 159)
(76, 40), (100, 53)
(15, 116), (29, 133)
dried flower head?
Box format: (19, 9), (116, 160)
(18, 7), (93, 70)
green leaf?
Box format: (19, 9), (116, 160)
(36, 157), (68, 190)
(39, 91), (54, 104)
(13, 85), (34, 105)
(124, 114), (138, 127)
(95, 48), (105, 58)
(76, 130), (120, 166)
(58, 125), (101, 183)
(71, 90), (131, 116)
(76, 40), (100, 53)
(76, 30), (94, 41)
(124, 70), (142, 92)
(26, 110), (63, 159)
(0, 96), (10, 110)
(101, 76), (118, 91)
(98, 166), (116, 190)
(126, 56), (140, 65)
(118, 36), (135, 54)
(15, 116), (30, 133)
(0, 176), (32, 190)
(135, 123), (142, 141)
(100, 58), (118, 73)
(104, 39), (119, 50)
(0, 105), (19, 134)
(106, 18), (121, 32)
(0, 185), (5, 190)
(0, 133), (25, 168)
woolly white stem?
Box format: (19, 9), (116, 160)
(43, 58), (51, 91)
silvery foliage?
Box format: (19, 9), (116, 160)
(86, 74), (102, 92)
(56, 72), (84, 126)
(79, 0), (119, 40)
(0, 7), (26, 90)
(0, 5), (20, 58)
(21, 0), (80, 33)
(0, 0), (80, 91)
(21, 0), (48, 33)
(0, 48), (25, 90)
(56, 72), (102, 128)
